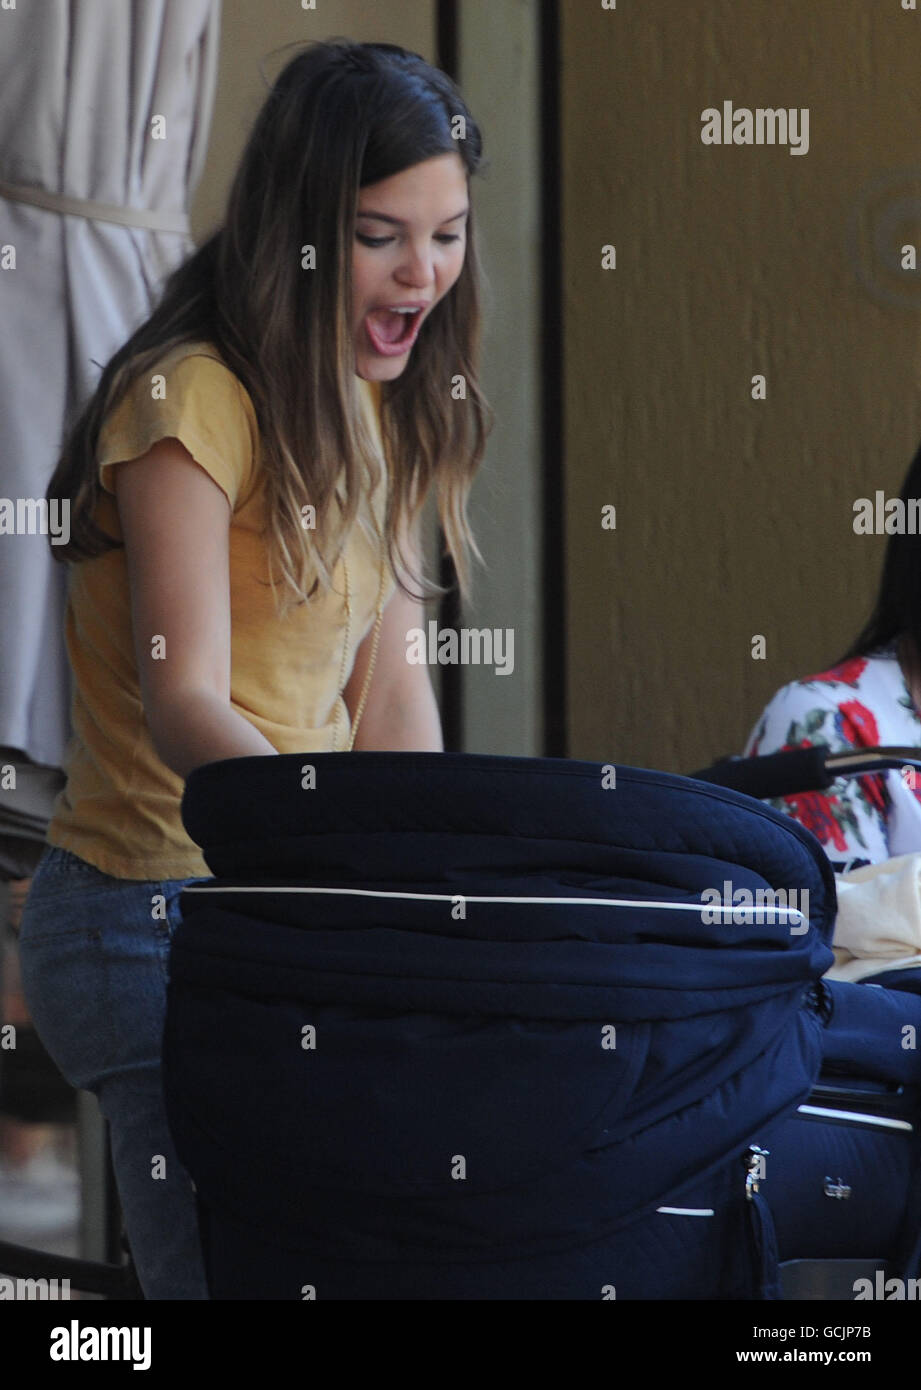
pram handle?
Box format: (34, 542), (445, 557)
(692, 746), (921, 799)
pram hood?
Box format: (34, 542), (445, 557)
(166, 752), (836, 1253)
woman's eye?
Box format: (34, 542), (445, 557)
(355, 232), (463, 248)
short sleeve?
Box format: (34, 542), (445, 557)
(743, 680), (890, 868)
(96, 350), (258, 510)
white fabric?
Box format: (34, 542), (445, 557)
(827, 852), (921, 982)
(885, 766), (921, 858)
(0, 0), (220, 768)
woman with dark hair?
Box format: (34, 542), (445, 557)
(744, 441), (921, 871)
(16, 39), (490, 1298)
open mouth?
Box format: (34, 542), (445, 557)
(364, 306), (424, 356)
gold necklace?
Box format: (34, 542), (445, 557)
(332, 496), (388, 751)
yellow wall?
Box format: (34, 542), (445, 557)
(562, 0), (921, 775)
(191, 0), (435, 240)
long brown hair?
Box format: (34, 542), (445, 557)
(46, 39), (491, 614)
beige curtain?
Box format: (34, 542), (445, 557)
(0, 0), (220, 806)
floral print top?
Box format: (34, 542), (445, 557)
(743, 644), (921, 871)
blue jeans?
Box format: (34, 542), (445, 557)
(17, 843), (211, 1299)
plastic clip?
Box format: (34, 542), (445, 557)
(743, 1145), (770, 1201)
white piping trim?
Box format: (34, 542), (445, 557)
(656, 1206), (715, 1217)
(797, 1104), (912, 1133)
(180, 883), (807, 923)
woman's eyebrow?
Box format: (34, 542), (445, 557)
(355, 208), (469, 226)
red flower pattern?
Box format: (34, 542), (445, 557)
(838, 700), (880, 748)
(802, 657), (868, 689)
(860, 774), (887, 815)
(783, 792), (849, 851)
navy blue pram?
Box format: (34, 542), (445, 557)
(162, 751), (921, 1299)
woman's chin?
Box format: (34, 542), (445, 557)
(354, 350), (409, 382)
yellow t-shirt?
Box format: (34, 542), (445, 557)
(46, 340), (396, 880)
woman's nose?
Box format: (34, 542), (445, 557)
(397, 244), (435, 287)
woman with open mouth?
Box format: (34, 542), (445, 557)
(18, 38), (491, 1299)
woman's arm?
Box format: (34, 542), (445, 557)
(116, 438), (279, 779)
(343, 517), (444, 752)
